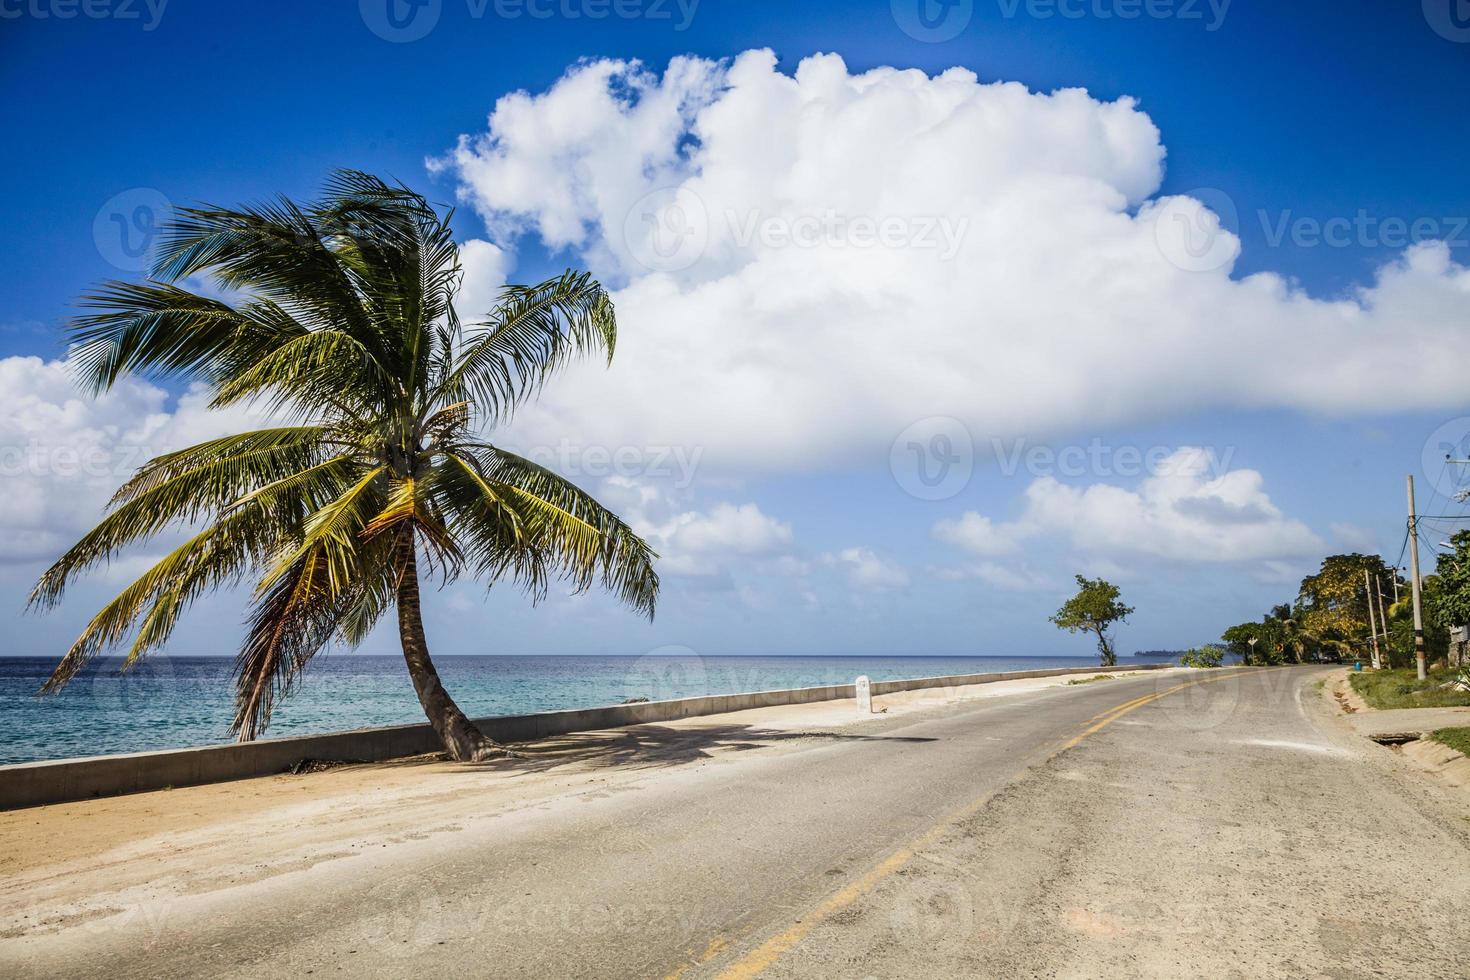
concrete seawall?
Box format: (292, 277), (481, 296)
(0, 663), (1170, 810)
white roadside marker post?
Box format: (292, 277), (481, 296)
(856, 675), (872, 714)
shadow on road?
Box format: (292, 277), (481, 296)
(431, 724), (938, 778)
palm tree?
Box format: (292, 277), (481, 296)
(1268, 604), (1352, 664)
(30, 172), (659, 761)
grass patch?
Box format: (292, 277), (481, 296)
(1430, 727), (1470, 757)
(1067, 674), (1116, 685)
(1348, 669), (1470, 710)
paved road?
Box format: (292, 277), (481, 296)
(5, 668), (1469, 978)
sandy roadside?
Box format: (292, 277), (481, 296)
(0, 667), (1153, 939)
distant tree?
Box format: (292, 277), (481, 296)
(1221, 622), (1261, 663)
(1051, 575), (1134, 667)
(1296, 554), (1393, 658)
(1221, 619), (1288, 665)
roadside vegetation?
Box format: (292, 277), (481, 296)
(1348, 669), (1470, 710)
(1220, 546), (1470, 669)
(1066, 674), (1116, 685)
(1179, 647), (1224, 669)
(1429, 727), (1470, 757)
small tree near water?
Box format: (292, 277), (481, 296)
(1051, 575), (1134, 667)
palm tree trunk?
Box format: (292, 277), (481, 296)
(395, 531), (503, 762)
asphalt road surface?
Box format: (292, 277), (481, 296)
(5, 667), (1468, 978)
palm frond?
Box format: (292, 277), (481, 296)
(256, 465), (387, 595)
(68, 282), (264, 394)
(438, 270), (615, 422)
(440, 446), (658, 618)
(31, 428), (341, 610)
(210, 328), (397, 413)
(111, 426), (328, 504)
(232, 544), (344, 739)
(41, 507), (274, 692)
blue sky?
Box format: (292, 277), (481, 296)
(1, 0), (1468, 660)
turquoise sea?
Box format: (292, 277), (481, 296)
(0, 653), (1118, 765)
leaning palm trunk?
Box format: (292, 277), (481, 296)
(394, 531), (499, 760)
(30, 172), (658, 759)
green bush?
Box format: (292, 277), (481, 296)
(1179, 647), (1224, 668)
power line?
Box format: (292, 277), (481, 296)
(1392, 525), (1411, 574)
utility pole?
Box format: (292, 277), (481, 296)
(1375, 574), (1391, 670)
(1365, 568), (1381, 670)
(1407, 475), (1428, 681)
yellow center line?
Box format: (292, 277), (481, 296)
(707, 667), (1281, 980)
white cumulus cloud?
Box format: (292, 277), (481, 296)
(933, 447), (1323, 566)
(436, 50), (1470, 476)
(0, 357), (270, 566)
(931, 512), (1025, 557)
(823, 546), (910, 592)
(642, 501), (795, 577)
